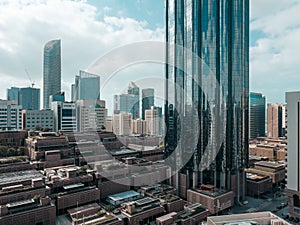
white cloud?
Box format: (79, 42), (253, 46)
(250, 0), (300, 103)
(0, 0), (163, 104)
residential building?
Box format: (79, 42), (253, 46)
(285, 91), (300, 219)
(43, 40), (61, 109)
(22, 109), (54, 131)
(142, 88), (154, 120)
(76, 100), (106, 132)
(267, 103), (285, 138)
(0, 100), (22, 131)
(72, 70), (100, 101)
(250, 92), (266, 138)
(113, 113), (132, 136)
(165, 0), (249, 201)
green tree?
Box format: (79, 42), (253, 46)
(0, 146), (8, 157)
(7, 148), (16, 157)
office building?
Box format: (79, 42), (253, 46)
(165, 0), (249, 201)
(43, 40), (61, 109)
(76, 100), (106, 132)
(267, 103), (285, 138)
(51, 102), (77, 131)
(114, 94), (139, 120)
(72, 70), (100, 101)
(22, 109), (54, 131)
(0, 100), (22, 131)
(19, 87), (40, 110)
(49, 92), (65, 106)
(145, 106), (160, 136)
(142, 88), (154, 120)
(285, 91), (300, 219)
(7, 87), (19, 102)
(113, 113), (132, 136)
(250, 92), (266, 138)
(132, 118), (147, 135)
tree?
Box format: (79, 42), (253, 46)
(0, 146), (8, 157)
(17, 147), (26, 156)
(7, 148), (16, 157)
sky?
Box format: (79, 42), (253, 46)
(0, 0), (299, 114)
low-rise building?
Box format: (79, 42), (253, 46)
(22, 109), (54, 131)
(246, 172), (273, 197)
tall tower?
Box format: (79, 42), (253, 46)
(249, 92), (266, 139)
(165, 0), (249, 201)
(142, 88), (154, 120)
(267, 103), (284, 138)
(43, 40), (61, 109)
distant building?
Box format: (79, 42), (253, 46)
(132, 119), (147, 135)
(250, 92), (265, 138)
(43, 40), (61, 109)
(22, 109), (54, 131)
(51, 102), (77, 131)
(49, 92), (65, 106)
(105, 117), (113, 132)
(72, 70), (100, 101)
(114, 94), (139, 120)
(76, 100), (106, 132)
(19, 87), (40, 110)
(0, 100), (22, 131)
(142, 88), (154, 120)
(285, 91), (300, 219)
(267, 103), (285, 138)
(7, 87), (19, 102)
(113, 113), (132, 136)
(145, 106), (160, 136)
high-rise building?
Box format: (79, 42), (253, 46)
(165, 0), (249, 201)
(249, 92), (266, 139)
(114, 94), (139, 120)
(285, 91), (300, 219)
(145, 106), (160, 136)
(7, 87), (19, 102)
(132, 119), (147, 135)
(127, 82), (140, 119)
(142, 88), (154, 120)
(72, 70), (100, 101)
(19, 87), (40, 110)
(112, 113), (132, 136)
(43, 40), (61, 109)
(0, 100), (22, 131)
(51, 102), (77, 131)
(267, 104), (284, 138)
(76, 100), (106, 132)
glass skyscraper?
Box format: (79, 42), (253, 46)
(43, 40), (61, 109)
(19, 87), (40, 110)
(165, 0), (249, 201)
(142, 88), (155, 120)
(250, 92), (266, 138)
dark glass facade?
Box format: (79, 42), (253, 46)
(142, 88), (155, 120)
(250, 92), (265, 139)
(19, 87), (40, 110)
(165, 0), (249, 200)
(43, 40), (61, 109)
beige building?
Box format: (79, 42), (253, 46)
(145, 106), (160, 136)
(267, 104), (285, 138)
(132, 118), (147, 135)
(105, 117), (113, 132)
(113, 113), (132, 135)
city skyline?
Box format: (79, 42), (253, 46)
(0, 0), (299, 106)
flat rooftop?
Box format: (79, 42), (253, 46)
(254, 161), (285, 169)
(0, 170), (44, 186)
(108, 190), (140, 202)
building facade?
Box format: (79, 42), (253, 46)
(0, 100), (22, 131)
(142, 88), (154, 120)
(145, 106), (160, 136)
(113, 113), (132, 136)
(114, 94), (139, 120)
(285, 91), (300, 219)
(51, 102), (77, 131)
(43, 40), (61, 109)
(250, 92), (265, 138)
(19, 87), (40, 110)
(267, 103), (284, 138)
(72, 70), (100, 101)
(165, 0), (249, 201)
(7, 87), (19, 102)
(22, 109), (54, 131)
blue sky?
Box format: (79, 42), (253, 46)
(0, 0), (299, 113)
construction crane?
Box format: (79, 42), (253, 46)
(25, 69), (35, 88)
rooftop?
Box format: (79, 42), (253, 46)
(108, 190), (140, 202)
(0, 170), (44, 186)
(254, 161), (285, 169)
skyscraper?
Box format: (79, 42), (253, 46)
(7, 87), (19, 102)
(43, 40), (61, 109)
(128, 82), (140, 119)
(285, 91), (300, 219)
(19, 87), (40, 110)
(72, 70), (100, 101)
(249, 92), (266, 139)
(267, 103), (284, 138)
(142, 88), (154, 120)
(165, 0), (249, 201)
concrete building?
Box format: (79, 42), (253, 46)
(72, 70), (100, 101)
(43, 40), (61, 109)
(51, 102), (77, 131)
(285, 91), (300, 219)
(246, 172), (272, 197)
(0, 130), (27, 147)
(113, 113), (132, 136)
(249, 142), (286, 162)
(132, 118), (147, 135)
(267, 104), (285, 138)
(207, 212), (291, 225)
(22, 109), (54, 131)
(250, 92), (266, 138)
(105, 117), (113, 132)
(0, 100), (22, 131)
(187, 185), (234, 215)
(76, 100), (106, 132)
(145, 106), (160, 136)
(142, 88), (154, 120)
